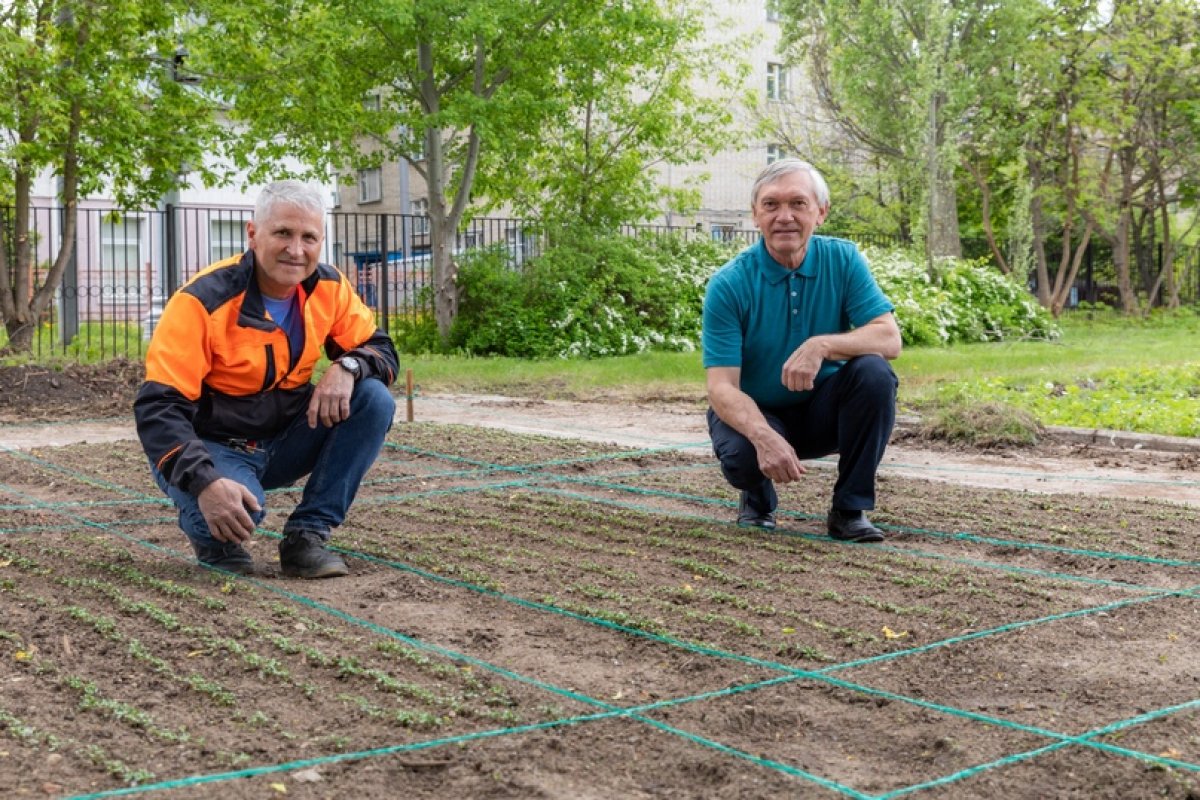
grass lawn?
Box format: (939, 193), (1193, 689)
(402, 310), (1200, 437)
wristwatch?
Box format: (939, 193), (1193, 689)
(337, 356), (362, 380)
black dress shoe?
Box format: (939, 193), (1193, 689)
(826, 509), (885, 543)
(737, 492), (776, 530)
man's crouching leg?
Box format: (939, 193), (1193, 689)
(276, 379), (395, 579)
(152, 449), (269, 575)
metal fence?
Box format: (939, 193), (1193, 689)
(2, 204), (1196, 360)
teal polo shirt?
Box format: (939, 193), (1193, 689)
(702, 236), (894, 409)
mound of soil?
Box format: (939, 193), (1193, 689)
(0, 359), (144, 423)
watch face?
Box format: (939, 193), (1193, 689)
(340, 356), (360, 374)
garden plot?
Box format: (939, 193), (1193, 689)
(0, 423), (1197, 799)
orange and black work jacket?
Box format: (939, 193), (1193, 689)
(134, 251), (399, 497)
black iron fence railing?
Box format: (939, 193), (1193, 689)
(2, 204), (1196, 360)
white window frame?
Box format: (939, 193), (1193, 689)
(410, 198), (430, 234)
(99, 215), (146, 298)
(358, 167), (383, 203)
(766, 144), (786, 164)
(209, 218), (246, 263)
(766, 62), (787, 101)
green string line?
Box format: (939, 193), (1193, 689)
(876, 697), (1200, 799)
(386, 440), (701, 471)
(0, 498), (169, 513)
(334, 473), (1200, 591)
(67, 674), (877, 800)
(387, 440), (1200, 571)
(517, 484), (1186, 594)
(6, 445), (1200, 792)
(0, 445), (147, 498)
(52, 519), (874, 798)
(547, 472), (1200, 569)
(17, 483), (1180, 796)
(278, 521), (1200, 775)
(4, 487), (873, 798)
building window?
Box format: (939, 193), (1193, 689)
(767, 144), (786, 164)
(710, 224), (737, 243)
(766, 62), (787, 101)
(358, 168), (382, 203)
(363, 93), (381, 112)
(100, 217), (143, 297)
(410, 198), (430, 234)
(766, 0), (781, 22)
(506, 225), (539, 264)
(457, 230), (480, 250)
(209, 219), (245, 262)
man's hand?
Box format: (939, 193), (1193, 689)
(781, 337), (828, 393)
(707, 366), (807, 484)
(752, 428), (808, 484)
(307, 362), (356, 428)
(198, 478), (261, 543)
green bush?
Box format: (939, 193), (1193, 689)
(446, 237), (1058, 358)
(867, 248), (1059, 346)
(450, 233), (740, 358)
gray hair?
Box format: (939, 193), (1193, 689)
(254, 180), (326, 224)
(750, 158), (831, 210)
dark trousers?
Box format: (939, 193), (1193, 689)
(154, 379), (395, 550)
(707, 355), (897, 514)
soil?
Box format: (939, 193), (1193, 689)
(0, 360), (144, 423)
(1, 363), (1199, 798)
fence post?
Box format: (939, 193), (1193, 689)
(1084, 242), (1095, 303)
(165, 204), (180, 297)
(58, 205), (79, 346)
(378, 213), (391, 331)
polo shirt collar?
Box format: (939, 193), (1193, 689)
(754, 238), (817, 284)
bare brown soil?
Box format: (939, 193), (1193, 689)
(0, 360), (144, 423)
(1, 423), (1199, 799)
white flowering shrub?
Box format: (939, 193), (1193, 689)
(865, 247), (1059, 345)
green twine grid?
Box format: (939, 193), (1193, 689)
(1, 437), (1198, 797)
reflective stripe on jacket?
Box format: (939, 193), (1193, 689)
(133, 250), (399, 495)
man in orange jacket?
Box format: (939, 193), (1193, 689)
(135, 180), (398, 578)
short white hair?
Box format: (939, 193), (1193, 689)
(751, 158), (830, 210)
(254, 180), (326, 224)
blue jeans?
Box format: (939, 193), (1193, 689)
(707, 355), (897, 514)
(154, 379), (395, 551)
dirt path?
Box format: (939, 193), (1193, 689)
(4, 392), (1199, 506)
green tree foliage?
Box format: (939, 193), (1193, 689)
(478, 2), (743, 232)
(0, 0), (222, 353)
(191, 0), (734, 341)
(772, 0), (1032, 261)
(772, 0), (1200, 317)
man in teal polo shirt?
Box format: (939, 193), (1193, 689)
(702, 158), (902, 542)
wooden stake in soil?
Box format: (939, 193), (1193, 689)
(405, 368), (414, 422)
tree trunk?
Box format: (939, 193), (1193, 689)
(1049, 226), (1093, 317)
(964, 159), (1008, 273)
(1028, 157), (1052, 308)
(927, 163), (961, 261)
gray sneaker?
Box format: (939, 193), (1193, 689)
(279, 530), (349, 579)
(192, 541), (256, 575)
